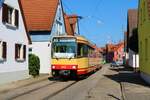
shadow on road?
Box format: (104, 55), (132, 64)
(104, 66), (150, 87)
(48, 76), (80, 82)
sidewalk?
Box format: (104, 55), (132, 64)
(118, 67), (150, 100)
(87, 64), (122, 100)
(88, 64), (150, 100)
(0, 74), (50, 93)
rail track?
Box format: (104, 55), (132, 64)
(0, 78), (78, 100)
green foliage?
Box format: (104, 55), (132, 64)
(29, 54), (40, 77)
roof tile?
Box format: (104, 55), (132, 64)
(64, 13), (78, 36)
(20, 0), (59, 32)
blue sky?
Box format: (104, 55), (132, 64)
(62, 0), (138, 47)
(0, 0), (3, 7)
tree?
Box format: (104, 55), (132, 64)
(29, 54), (40, 77)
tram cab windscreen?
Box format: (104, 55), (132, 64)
(52, 38), (77, 59)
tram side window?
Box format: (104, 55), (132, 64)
(77, 43), (88, 57)
(88, 47), (94, 57)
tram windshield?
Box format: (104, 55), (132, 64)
(52, 39), (77, 59)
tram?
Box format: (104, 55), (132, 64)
(51, 35), (101, 78)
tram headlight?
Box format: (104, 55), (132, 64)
(72, 66), (76, 69)
(52, 66), (55, 69)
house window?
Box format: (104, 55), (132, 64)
(2, 3), (19, 28)
(140, 41), (143, 61)
(56, 20), (62, 35)
(58, 8), (61, 21)
(140, 8), (143, 25)
(15, 44), (26, 61)
(149, 37), (150, 61)
(29, 48), (32, 52)
(143, 1), (146, 22)
(145, 39), (148, 61)
(147, 0), (150, 19)
(0, 41), (7, 61)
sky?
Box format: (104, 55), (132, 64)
(0, 0), (4, 7)
(62, 0), (138, 47)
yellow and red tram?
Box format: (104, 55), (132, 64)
(51, 35), (101, 78)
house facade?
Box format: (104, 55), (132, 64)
(20, 0), (66, 74)
(106, 42), (125, 63)
(106, 44), (115, 63)
(126, 9), (139, 69)
(0, 0), (31, 85)
(138, 0), (150, 84)
(113, 42), (125, 63)
(64, 14), (79, 36)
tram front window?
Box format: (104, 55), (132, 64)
(53, 42), (76, 59)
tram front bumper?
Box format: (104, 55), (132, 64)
(51, 64), (78, 77)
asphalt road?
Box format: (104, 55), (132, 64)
(0, 64), (121, 100)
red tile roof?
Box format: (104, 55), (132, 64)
(114, 42), (124, 51)
(18, 0), (32, 44)
(64, 13), (78, 36)
(106, 42), (124, 52)
(20, 0), (59, 32)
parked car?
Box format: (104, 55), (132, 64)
(111, 61), (123, 67)
(116, 61), (123, 66)
(111, 61), (118, 67)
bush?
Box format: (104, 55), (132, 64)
(29, 54), (40, 77)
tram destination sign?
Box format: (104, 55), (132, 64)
(53, 38), (76, 42)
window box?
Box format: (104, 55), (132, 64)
(16, 58), (25, 62)
(5, 22), (17, 29)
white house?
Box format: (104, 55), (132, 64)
(20, 0), (66, 74)
(0, 0), (31, 85)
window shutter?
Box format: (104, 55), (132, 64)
(2, 3), (8, 23)
(2, 42), (7, 59)
(23, 45), (26, 60)
(15, 44), (18, 59)
(15, 9), (19, 27)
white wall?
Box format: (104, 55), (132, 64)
(125, 52), (129, 64)
(75, 22), (79, 34)
(31, 42), (51, 74)
(30, 0), (66, 74)
(129, 49), (139, 68)
(0, 0), (29, 84)
(50, 0), (66, 40)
